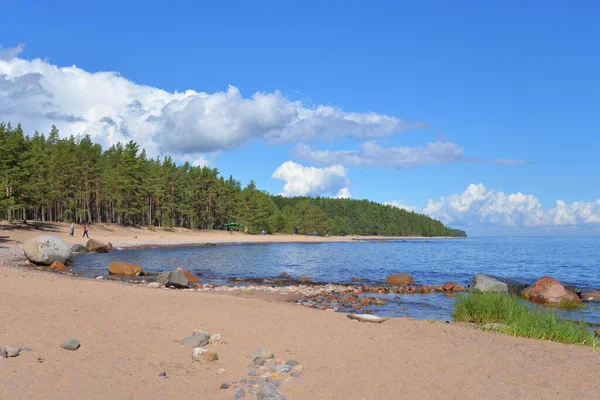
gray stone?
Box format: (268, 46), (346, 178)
(191, 347), (218, 363)
(257, 381), (286, 400)
(234, 388), (245, 399)
(70, 244), (88, 254)
(157, 269), (189, 288)
(220, 383), (231, 390)
(181, 333), (209, 348)
(285, 360), (300, 367)
(0, 346), (20, 358)
(22, 235), (73, 266)
(254, 358), (266, 366)
(468, 274), (527, 295)
(274, 364), (291, 374)
(60, 339), (80, 351)
(148, 282), (161, 288)
(251, 346), (274, 360)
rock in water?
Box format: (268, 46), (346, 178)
(257, 381), (287, 400)
(107, 261), (142, 276)
(181, 333), (210, 348)
(579, 289), (600, 302)
(191, 347), (218, 363)
(85, 239), (112, 253)
(60, 339), (81, 351)
(347, 313), (389, 323)
(522, 276), (581, 304)
(71, 244), (88, 255)
(250, 346), (274, 360)
(157, 268), (189, 288)
(385, 273), (414, 285)
(22, 235), (73, 266)
(468, 274), (527, 295)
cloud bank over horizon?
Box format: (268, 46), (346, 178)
(387, 184), (600, 229)
(272, 161), (351, 198)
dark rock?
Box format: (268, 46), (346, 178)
(60, 339), (81, 351)
(157, 268), (189, 288)
(86, 239), (112, 253)
(22, 235), (73, 266)
(181, 333), (209, 348)
(220, 383), (231, 390)
(522, 276), (581, 304)
(279, 272), (292, 279)
(579, 289), (600, 302)
(468, 274), (527, 295)
(158, 372), (167, 377)
(564, 284), (581, 294)
(234, 388), (245, 399)
(385, 273), (414, 285)
(71, 244), (88, 254)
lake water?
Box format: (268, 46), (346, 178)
(73, 237), (600, 324)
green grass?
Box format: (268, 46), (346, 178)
(453, 292), (596, 347)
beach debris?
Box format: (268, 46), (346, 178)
(191, 347), (218, 363)
(0, 346), (21, 358)
(86, 239), (112, 253)
(107, 261), (142, 276)
(251, 346), (274, 361)
(347, 313), (388, 323)
(48, 260), (68, 271)
(385, 273), (414, 285)
(70, 244), (89, 255)
(220, 383), (230, 390)
(468, 274), (527, 295)
(181, 333), (209, 348)
(147, 282), (161, 288)
(522, 276), (581, 304)
(579, 289), (600, 302)
(234, 388), (246, 399)
(157, 268), (189, 288)
(60, 339), (81, 351)
(22, 235), (73, 266)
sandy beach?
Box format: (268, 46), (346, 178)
(1, 223), (600, 399)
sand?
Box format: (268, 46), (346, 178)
(1, 223), (599, 399)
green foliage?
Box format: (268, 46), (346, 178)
(0, 122), (467, 237)
(453, 292), (596, 346)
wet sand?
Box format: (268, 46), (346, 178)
(1, 223), (599, 399)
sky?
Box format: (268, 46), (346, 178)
(1, 0), (599, 235)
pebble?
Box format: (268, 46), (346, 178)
(234, 388), (245, 399)
(192, 347), (218, 363)
(220, 383), (230, 390)
(181, 333), (209, 348)
(216, 368), (226, 375)
(257, 381), (286, 399)
(291, 365), (304, 374)
(285, 360), (300, 367)
(158, 372), (167, 377)
(209, 333), (223, 344)
(148, 282), (161, 288)
(60, 339), (81, 351)
(95, 276), (103, 280)
(251, 346), (274, 360)
(254, 358), (266, 366)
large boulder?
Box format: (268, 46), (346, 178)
(86, 239), (112, 253)
(468, 274), (527, 295)
(579, 289), (600, 302)
(385, 273), (414, 285)
(108, 262), (142, 277)
(157, 268), (189, 288)
(522, 276), (581, 304)
(22, 235), (73, 266)
(71, 244), (88, 255)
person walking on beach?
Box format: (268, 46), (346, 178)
(69, 222), (75, 237)
(82, 224), (89, 238)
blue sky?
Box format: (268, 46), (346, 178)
(1, 1), (599, 234)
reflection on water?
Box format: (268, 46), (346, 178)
(74, 237), (600, 324)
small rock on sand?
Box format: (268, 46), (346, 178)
(0, 346), (21, 358)
(148, 282), (161, 288)
(257, 381), (287, 400)
(251, 346), (274, 360)
(191, 347), (218, 363)
(216, 368), (226, 375)
(347, 313), (388, 323)
(234, 388), (245, 399)
(60, 339), (81, 351)
(220, 383), (230, 390)
(209, 333), (223, 344)
(193, 328), (211, 337)
(181, 333), (209, 348)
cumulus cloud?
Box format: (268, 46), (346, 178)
(388, 183), (600, 228)
(292, 142), (529, 168)
(272, 161), (351, 198)
(384, 200), (422, 213)
(0, 45), (422, 162)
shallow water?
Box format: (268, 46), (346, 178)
(74, 237), (600, 324)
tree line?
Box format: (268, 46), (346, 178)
(0, 122), (466, 237)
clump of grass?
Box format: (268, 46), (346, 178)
(453, 292), (596, 347)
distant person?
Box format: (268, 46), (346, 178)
(69, 222), (75, 237)
(82, 224), (89, 238)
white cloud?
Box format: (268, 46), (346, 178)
(0, 44), (422, 162)
(272, 161), (351, 198)
(292, 142), (529, 168)
(388, 183), (600, 228)
(384, 200), (422, 213)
